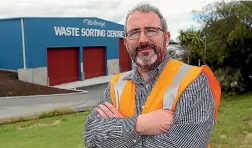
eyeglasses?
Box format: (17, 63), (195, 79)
(126, 27), (165, 40)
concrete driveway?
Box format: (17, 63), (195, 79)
(0, 83), (108, 120)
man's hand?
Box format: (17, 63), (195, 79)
(136, 109), (174, 135)
(97, 102), (124, 118)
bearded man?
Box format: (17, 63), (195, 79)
(84, 3), (221, 148)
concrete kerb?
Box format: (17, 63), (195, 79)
(0, 105), (95, 125)
(53, 75), (113, 90)
(0, 90), (88, 100)
(73, 106), (96, 112)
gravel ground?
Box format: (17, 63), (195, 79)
(0, 70), (76, 97)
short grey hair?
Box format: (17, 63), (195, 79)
(124, 3), (168, 35)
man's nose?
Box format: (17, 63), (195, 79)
(138, 31), (148, 43)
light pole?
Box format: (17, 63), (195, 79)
(202, 34), (207, 65)
(204, 36), (206, 64)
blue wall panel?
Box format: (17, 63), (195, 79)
(0, 18), (23, 70)
(24, 17), (124, 68)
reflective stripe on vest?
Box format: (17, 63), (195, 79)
(163, 63), (192, 110)
(114, 72), (129, 110)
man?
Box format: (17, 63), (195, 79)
(84, 3), (221, 148)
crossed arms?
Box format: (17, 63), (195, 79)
(84, 73), (215, 148)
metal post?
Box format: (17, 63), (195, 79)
(204, 35), (207, 65)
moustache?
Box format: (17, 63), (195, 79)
(136, 43), (157, 53)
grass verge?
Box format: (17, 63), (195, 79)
(0, 107), (83, 126)
(210, 92), (252, 148)
(0, 111), (90, 148)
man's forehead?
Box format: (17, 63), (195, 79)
(126, 11), (161, 30)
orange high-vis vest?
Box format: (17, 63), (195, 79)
(110, 59), (221, 148)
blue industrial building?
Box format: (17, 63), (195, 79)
(0, 17), (132, 86)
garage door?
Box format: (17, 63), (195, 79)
(47, 47), (79, 86)
(83, 47), (106, 79)
(119, 38), (131, 72)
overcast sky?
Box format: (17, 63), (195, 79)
(0, 0), (233, 41)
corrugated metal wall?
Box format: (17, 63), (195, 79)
(23, 17), (124, 69)
(0, 18), (24, 70)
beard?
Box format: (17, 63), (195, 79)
(128, 42), (166, 71)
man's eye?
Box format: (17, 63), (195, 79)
(147, 29), (157, 33)
(129, 30), (139, 35)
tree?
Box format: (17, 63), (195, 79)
(178, 28), (204, 65)
(191, 0), (252, 94)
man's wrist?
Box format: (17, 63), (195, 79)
(135, 115), (144, 135)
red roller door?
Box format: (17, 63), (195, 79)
(83, 47), (106, 79)
(47, 47), (79, 86)
(119, 38), (131, 72)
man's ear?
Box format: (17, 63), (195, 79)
(165, 31), (171, 47)
(123, 37), (128, 50)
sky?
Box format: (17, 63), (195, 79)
(0, 0), (234, 41)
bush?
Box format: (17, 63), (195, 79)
(214, 67), (246, 96)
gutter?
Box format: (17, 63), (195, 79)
(21, 18), (27, 69)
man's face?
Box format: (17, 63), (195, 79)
(124, 11), (170, 71)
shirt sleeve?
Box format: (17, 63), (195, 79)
(84, 82), (141, 148)
(143, 73), (216, 148)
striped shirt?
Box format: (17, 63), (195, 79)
(84, 55), (215, 148)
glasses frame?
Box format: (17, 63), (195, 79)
(126, 27), (165, 40)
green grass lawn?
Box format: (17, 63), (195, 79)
(0, 92), (252, 148)
(210, 92), (252, 148)
(0, 112), (89, 148)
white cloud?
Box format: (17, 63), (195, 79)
(0, 0), (234, 40)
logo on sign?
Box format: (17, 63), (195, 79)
(83, 19), (106, 28)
